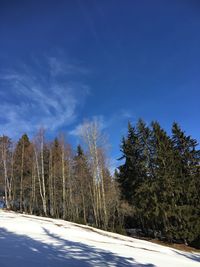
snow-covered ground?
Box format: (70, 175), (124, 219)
(0, 210), (199, 267)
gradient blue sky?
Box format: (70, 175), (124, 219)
(0, 0), (200, 169)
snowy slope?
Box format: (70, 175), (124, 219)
(0, 211), (199, 267)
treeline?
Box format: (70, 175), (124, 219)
(0, 119), (200, 247)
(117, 120), (200, 247)
(0, 121), (123, 231)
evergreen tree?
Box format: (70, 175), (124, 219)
(117, 122), (142, 204)
(150, 121), (178, 240)
(117, 121), (151, 231)
(118, 119), (200, 245)
(73, 145), (92, 224)
(13, 134), (32, 212)
(172, 122), (200, 243)
(134, 120), (158, 233)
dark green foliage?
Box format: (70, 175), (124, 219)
(118, 120), (200, 246)
(13, 134), (33, 212)
(118, 122), (144, 203)
(171, 123), (200, 242)
(73, 145), (92, 224)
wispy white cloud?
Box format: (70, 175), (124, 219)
(69, 109), (135, 137)
(0, 57), (89, 138)
(120, 109), (135, 119)
(48, 56), (90, 77)
(69, 115), (106, 137)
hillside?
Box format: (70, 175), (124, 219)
(0, 210), (199, 267)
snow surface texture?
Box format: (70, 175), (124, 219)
(0, 211), (200, 267)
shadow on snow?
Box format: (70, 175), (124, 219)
(0, 227), (155, 267)
(174, 250), (200, 263)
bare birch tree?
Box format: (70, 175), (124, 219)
(0, 136), (13, 209)
(33, 129), (47, 216)
(80, 119), (108, 229)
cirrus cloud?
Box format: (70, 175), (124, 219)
(0, 57), (90, 138)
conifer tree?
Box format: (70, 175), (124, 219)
(13, 134), (32, 212)
(118, 119), (200, 245)
(73, 145), (92, 224)
(172, 122), (200, 243)
(151, 122), (178, 240)
(117, 122), (142, 204)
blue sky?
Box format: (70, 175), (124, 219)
(0, 1), (200, 169)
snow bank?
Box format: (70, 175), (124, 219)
(0, 210), (199, 267)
